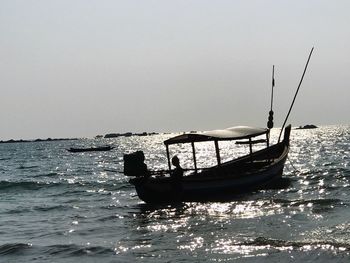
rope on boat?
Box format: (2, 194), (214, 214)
(287, 155), (299, 173)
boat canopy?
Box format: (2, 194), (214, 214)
(164, 126), (268, 145)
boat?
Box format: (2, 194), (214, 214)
(123, 48), (313, 204)
(123, 125), (291, 203)
(67, 145), (114, 153)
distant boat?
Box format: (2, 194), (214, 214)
(67, 146), (114, 153)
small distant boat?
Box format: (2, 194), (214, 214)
(67, 146), (114, 153)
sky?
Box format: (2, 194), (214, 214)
(1, 0), (349, 140)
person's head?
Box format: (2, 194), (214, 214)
(171, 155), (180, 167)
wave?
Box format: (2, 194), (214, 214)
(0, 243), (32, 255)
(43, 244), (114, 256)
(0, 179), (131, 193)
(243, 237), (350, 251)
(272, 198), (347, 213)
(2, 238), (350, 258)
(0, 181), (52, 191)
(0, 242), (114, 256)
(274, 198), (343, 205)
(289, 198), (343, 207)
(32, 172), (58, 178)
(17, 165), (39, 170)
(4, 204), (81, 215)
(32, 204), (69, 212)
(296, 167), (350, 177)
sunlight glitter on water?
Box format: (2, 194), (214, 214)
(1, 125), (350, 262)
(179, 236), (204, 251)
(210, 239), (282, 256)
(197, 201), (284, 219)
(191, 202), (277, 219)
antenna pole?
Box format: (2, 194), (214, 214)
(270, 65), (275, 112)
(278, 47), (314, 142)
(267, 65), (275, 130)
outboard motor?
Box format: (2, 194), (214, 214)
(123, 151), (148, 177)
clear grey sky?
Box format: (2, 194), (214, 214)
(1, 0), (349, 140)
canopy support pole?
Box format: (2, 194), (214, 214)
(249, 138), (253, 155)
(191, 142), (198, 173)
(249, 138), (253, 163)
(266, 132), (270, 147)
(214, 140), (221, 166)
(166, 145), (171, 172)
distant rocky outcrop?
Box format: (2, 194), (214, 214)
(296, 124), (318, 130)
(104, 132), (158, 138)
(104, 133), (130, 138)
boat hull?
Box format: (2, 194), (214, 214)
(130, 141), (289, 203)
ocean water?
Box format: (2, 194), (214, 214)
(0, 125), (349, 263)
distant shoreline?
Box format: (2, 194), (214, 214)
(0, 138), (78, 144)
(0, 132), (161, 144)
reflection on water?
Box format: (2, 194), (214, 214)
(1, 125), (350, 262)
(115, 198), (350, 260)
(113, 126), (350, 261)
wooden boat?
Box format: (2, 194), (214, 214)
(123, 48), (314, 204)
(67, 145), (114, 153)
(124, 125), (291, 203)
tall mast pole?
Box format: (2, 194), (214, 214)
(278, 47), (314, 142)
(267, 65), (275, 130)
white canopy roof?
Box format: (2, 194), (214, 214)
(164, 126), (268, 145)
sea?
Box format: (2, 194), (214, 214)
(0, 125), (349, 263)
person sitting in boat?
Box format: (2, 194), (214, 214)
(171, 155), (183, 180)
(171, 156), (183, 196)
